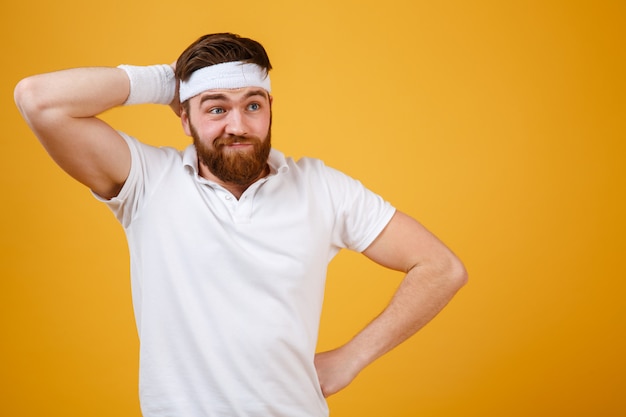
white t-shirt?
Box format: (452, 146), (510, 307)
(99, 133), (396, 417)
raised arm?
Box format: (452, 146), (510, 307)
(315, 210), (468, 397)
(15, 63), (177, 199)
(13, 67), (136, 199)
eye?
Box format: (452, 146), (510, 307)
(208, 107), (225, 114)
(247, 102), (261, 111)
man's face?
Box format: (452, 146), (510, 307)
(182, 87), (273, 186)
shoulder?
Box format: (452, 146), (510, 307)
(119, 132), (182, 157)
(281, 153), (348, 180)
(114, 132), (189, 198)
(268, 150), (335, 183)
(280, 153), (376, 204)
(119, 132), (186, 169)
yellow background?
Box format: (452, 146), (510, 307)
(2, 1), (625, 416)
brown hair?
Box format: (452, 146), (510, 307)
(175, 33), (272, 83)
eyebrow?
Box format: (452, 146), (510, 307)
(198, 89), (269, 106)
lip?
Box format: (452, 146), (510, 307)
(226, 142), (253, 147)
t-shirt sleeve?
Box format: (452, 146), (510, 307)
(92, 132), (173, 228)
(319, 163), (396, 252)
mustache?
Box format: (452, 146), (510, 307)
(213, 135), (261, 148)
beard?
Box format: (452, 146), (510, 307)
(190, 124), (272, 187)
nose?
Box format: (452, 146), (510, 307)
(224, 110), (247, 136)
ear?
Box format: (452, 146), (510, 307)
(181, 108), (192, 137)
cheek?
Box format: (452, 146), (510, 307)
(255, 113), (272, 134)
(256, 121), (271, 135)
(194, 121), (223, 141)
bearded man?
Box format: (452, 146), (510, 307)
(14, 33), (467, 417)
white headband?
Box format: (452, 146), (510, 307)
(179, 61), (271, 102)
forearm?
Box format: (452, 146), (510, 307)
(343, 260), (466, 372)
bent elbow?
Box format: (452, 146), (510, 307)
(441, 253), (468, 292)
(14, 76), (47, 119)
(15, 77), (34, 113)
(448, 255), (468, 291)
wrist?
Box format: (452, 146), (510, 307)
(117, 64), (175, 105)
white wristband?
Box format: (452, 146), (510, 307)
(117, 64), (176, 105)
